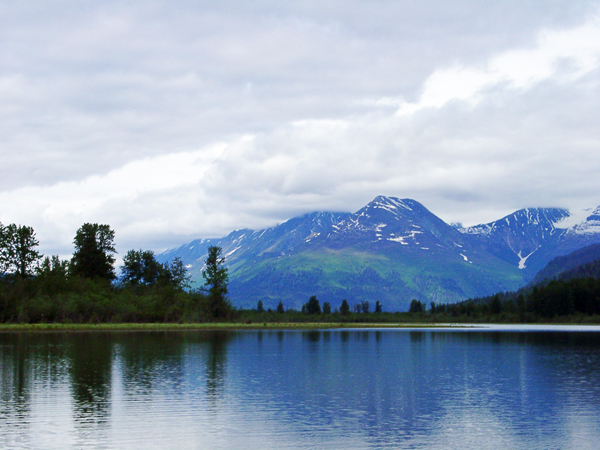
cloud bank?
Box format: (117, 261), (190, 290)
(2, 1), (600, 257)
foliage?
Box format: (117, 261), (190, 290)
(202, 246), (232, 319)
(0, 223), (42, 277)
(121, 250), (190, 289)
(276, 300), (285, 314)
(36, 255), (70, 295)
(122, 249), (162, 285)
(160, 257), (190, 289)
(304, 295), (321, 315)
(70, 223), (116, 280)
(409, 299), (425, 313)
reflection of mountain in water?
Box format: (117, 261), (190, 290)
(223, 330), (600, 446)
(2, 329), (600, 448)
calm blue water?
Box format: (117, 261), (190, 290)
(1, 326), (600, 449)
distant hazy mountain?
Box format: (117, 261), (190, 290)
(158, 196), (600, 311)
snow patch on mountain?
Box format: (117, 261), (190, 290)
(554, 208), (593, 229)
(388, 230), (422, 244)
(225, 246), (241, 258)
(518, 249), (537, 269)
(460, 223), (492, 235)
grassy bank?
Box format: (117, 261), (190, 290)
(0, 321), (479, 332)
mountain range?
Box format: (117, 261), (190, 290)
(158, 196), (600, 311)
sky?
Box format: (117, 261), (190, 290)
(2, 0), (600, 258)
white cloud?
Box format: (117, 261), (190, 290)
(2, 1), (600, 256)
(399, 13), (600, 114)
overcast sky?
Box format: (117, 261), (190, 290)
(2, 0), (600, 258)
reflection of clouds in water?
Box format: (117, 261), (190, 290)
(0, 336), (75, 449)
(426, 407), (519, 450)
(2, 330), (600, 449)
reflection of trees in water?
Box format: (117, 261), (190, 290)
(340, 330), (350, 343)
(114, 330), (232, 407)
(0, 333), (71, 428)
(1, 334), (33, 423)
(263, 329), (600, 445)
(69, 333), (113, 424)
(204, 331), (231, 403)
(117, 332), (186, 397)
(305, 330), (321, 343)
(112, 330), (233, 408)
(3, 329), (600, 448)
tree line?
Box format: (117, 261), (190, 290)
(407, 274), (600, 323)
(4, 219), (600, 324)
(0, 221), (233, 323)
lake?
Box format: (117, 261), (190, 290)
(2, 326), (600, 449)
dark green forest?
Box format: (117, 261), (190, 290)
(431, 255), (600, 323)
(0, 222), (234, 323)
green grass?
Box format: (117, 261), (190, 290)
(0, 321), (473, 332)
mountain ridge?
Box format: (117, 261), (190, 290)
(158, 196), (600, 311)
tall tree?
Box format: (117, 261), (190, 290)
(340, 299), (350, 315)
(14, 225), (42, 277)
(409, 299), (424, 313)
(0, 222), (16, 275)
(0, 223), (42, 277)
(202, 246), (230, 318)
(70, 223), (116, 280)
(305, 295), (321, 315)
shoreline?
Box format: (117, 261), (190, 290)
(2, 322), (600, 332)
(0, 322), (468, 332)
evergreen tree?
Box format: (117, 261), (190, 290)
(305, 295), (321, 314)
(340, 299), (350, 315)
(409, 299), (424, 313)
(322, 301), (332, 314)
(257, 300), (264, 313)
(276, 300), (285, 314)
(490, 294), (502, 315)
(202, 246), (231, 318)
